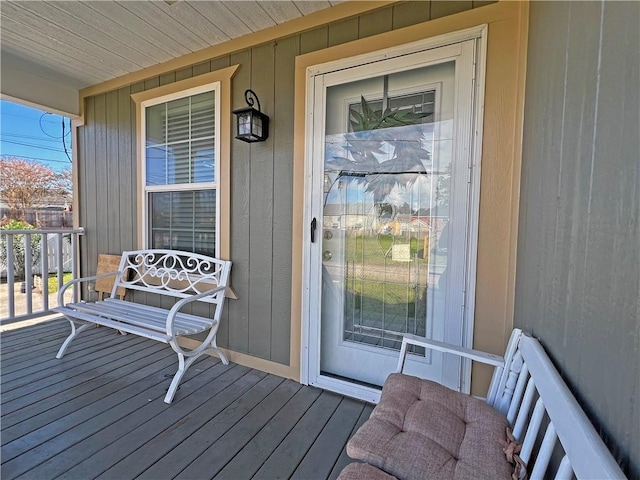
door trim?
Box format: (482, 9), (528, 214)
(300, 26), (488, 399)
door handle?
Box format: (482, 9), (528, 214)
(311, 217), (317, 243)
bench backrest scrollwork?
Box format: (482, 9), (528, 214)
(112, 250), (231, 306)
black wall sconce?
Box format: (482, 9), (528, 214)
(233, 89), (269, 143)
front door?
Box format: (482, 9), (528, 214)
(305, 37), (483, 402)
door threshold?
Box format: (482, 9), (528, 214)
(312, 374), (382, 404)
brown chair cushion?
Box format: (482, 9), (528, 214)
(347, 373), (513, 480)
(337, 462), (398, 480)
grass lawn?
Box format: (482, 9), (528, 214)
(345, 234), (428, 264)
(47, 273), (73, 294)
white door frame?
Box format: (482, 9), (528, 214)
(300, 25), (487, 402)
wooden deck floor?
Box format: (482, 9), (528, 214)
(1, 318), (373, 480)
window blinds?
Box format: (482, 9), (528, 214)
(145, 91), (215, 186)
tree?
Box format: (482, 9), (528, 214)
(0, 157), (62, 220)
(56, 168), (72, 197)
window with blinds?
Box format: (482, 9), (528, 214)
(143, 89), (218, 257)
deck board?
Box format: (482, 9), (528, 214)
(1, 321), (67, 341)
(96, 370), (277, 480)
(252, 391), (343, 479)
(1, 329), (103, 370)
(2, 354), (183, 474)
(1, 319), (374, 480)
(0, 327), (73, 358)
(213, 386), (323, 479)
(1, 321), (92, 346)
(169, 377), (301, 480)
(1, 350), (176, 439)
(21, 362), (241, 480)
(327, 403), (375, 480)
(1, 339), (160, 407)
(1, 331), (149, 382)
(291, 397), (367, 480)
(1, 329), (69, 351)
(1, 342), (164, 417)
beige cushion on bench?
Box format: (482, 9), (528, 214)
(347, 373), (512, 480)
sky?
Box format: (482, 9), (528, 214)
(0, 100), (72, 173)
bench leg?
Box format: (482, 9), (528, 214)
(165, 352), (202, 404)
(56, 319), (93, 359)
(164, 335), (228, 404)
(208, 338), (229, 365)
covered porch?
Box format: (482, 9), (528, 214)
(0, 0), (637, 478)
(1, 318), (371, 480)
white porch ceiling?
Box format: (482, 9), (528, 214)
(0, 0), (344, 114)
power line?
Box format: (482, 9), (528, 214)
(0, 132), (66, 144)
(40, 112), (71, 139)
(61, 117), (71, 162)
(1, 112), (62, 125)
(1, 139), (68, 153)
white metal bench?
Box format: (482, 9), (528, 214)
(54, 249), (232, 404)
(342, 329), (625, 479)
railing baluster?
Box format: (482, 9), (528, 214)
(71, 233), (79, 303)
(6, 234), (15, 318)
(24, 233), (33, 315)
(57, 233), (64, 294)
(41, 233), (49, 312)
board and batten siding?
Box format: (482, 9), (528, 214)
(515, 1), (639, 477)
(76, 1), (494, 367)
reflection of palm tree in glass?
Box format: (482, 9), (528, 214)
(325, 96), (432, 203)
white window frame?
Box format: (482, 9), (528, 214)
(131, 66), (239, 262)
(140, 83), (221, 257)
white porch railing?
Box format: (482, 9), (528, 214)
(1, 227), (84, 322)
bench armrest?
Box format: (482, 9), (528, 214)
(397, 333), (505, 373)
(166, 285), (227, 339)
(58, 271), (120, 307)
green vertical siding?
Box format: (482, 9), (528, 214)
(77, 1), (489, 365)
(516, 1), (639, 477)
(392, 2), (431, 29)
(248, 42), (276, 360)
(117, 86), (135, 252)
(328, 18), (359, 46)
(271, 35), (299, 365)
(358, 8), (394, 38)
(430, 1), (473, 20)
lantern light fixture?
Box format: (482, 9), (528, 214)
(233, 89), (269, 143)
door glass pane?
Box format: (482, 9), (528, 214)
(321, 62), (455, 382)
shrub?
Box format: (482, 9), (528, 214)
(0, 220), (41, 280)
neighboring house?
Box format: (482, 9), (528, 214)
(0, 1), (637, 476)
(323, 203), (373, 231)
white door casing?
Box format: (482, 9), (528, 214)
(301, 26), (487, 403)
